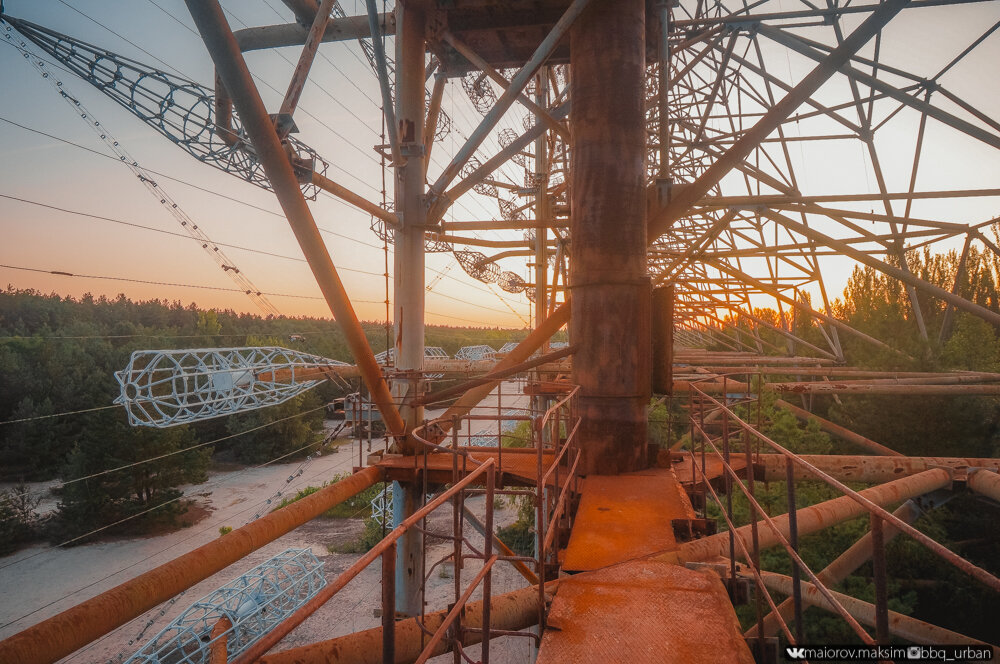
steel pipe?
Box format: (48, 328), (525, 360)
(0, 467), (383, 664)
(234, 14), (394, 53)
(968, 469), (1000, 502)
(664, 468), (952, 564)
(258, 582), (555, 664)
(772, 383), (1000, 395)
(752, 453), (1000, 483)
(184, 0), (406, 441)
(759, 571), (999, 655)
(774, 400), (901, 456)
(748, 500), (922, 638)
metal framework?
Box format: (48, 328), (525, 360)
(2, 0), (1000, 662)
(124, 549), (325, 664)
(115, 347), (348, 427)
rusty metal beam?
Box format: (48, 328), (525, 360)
(703, 258), (908, 358)
(662, 468), (952, 564)
(436, 301), (571, 437)
(441, 30), (570, 141)
(749, 500), (922, 638)
(649, 0), (910, 238)
(311, 171), (399, 226)
(419, 345), (576, 406)
(774, 399), (902, 456)
(749, 453), (1000, 483)
(258, 582), (555, 664)
(462, 505), (539, 586)
(772, 383), (1000, 395)
(184, 0), (406, 441)
(235, 13), (394, 53)
(0, 467), (383, 664)
(759, 571), (999, 654)
(277, 0), (335, 122)
(760, 208), (1000, 328)
(968, 468), (1000, 502)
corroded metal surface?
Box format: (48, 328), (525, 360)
(569, 0), (650, 476)
(562, 468), (694, 572)
(376, 449), (558, 487)
(258, 581), (556, 664)
(537, 561), (755, 664)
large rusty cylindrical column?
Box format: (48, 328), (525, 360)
(569, 0), (650, 476)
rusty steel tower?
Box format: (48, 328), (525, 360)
(2, 0), (1000, 662)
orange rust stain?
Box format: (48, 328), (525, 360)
(538, 560), (755, 664)
(562, 468), (691, 572)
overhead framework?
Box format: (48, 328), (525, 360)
(1, 0), (1000, 662)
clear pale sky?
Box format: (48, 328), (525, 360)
(1, 0), (999, 330)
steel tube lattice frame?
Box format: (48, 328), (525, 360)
(649, 0), (911, 237)
(747, 500), (923, 638)
(183, 0), (405, 442)
(426, 0), (593, 218)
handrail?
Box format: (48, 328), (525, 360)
(690, 382), (1000, 592)
(232, 460), (496, 664)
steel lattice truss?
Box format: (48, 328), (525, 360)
(1, 14), (330, 199)
(454, 344), (497, 361)
(645, 0), (1000, 357)
(6, 1), (999, 358)
(124, 549), (325, 664)
(115, 347), (349, 427)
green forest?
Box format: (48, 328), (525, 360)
(0, 287), (534, 552)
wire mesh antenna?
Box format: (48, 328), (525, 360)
(1, 18), (284, 317)
(0, 14), (329, 199)
(124, 549), (325, 664)
(115, 347), (349, 427)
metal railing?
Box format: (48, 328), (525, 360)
(409, 378), (582, 643)
(681, 374), (1000, 655)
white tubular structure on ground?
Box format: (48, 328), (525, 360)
(124, 549), (325, 664)
(115, 346), (349, 427)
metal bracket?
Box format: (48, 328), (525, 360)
(270, 112), (299, 135)
(399, 141), (426, 158)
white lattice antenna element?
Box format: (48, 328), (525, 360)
(124, 549), (325, 664)
(455, 345), (496, 361)
(115, 347), (349, 428)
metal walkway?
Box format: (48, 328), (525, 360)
(540, 468), (754, 663)
(538, 561), (754, 664)
(562, 467), (695, 572)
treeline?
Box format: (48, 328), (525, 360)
(0, 288), (535, 551)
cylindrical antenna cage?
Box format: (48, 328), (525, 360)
(115, 347), (348, 427)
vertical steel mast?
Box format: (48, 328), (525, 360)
(390, 0), (428, 618)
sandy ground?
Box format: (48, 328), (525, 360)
(0, 383), (537, 663)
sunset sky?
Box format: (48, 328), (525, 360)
(0, 0), (538, 329)
(1, 0), (999, 333)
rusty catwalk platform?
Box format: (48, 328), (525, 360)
(538, 467), (755, 663)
